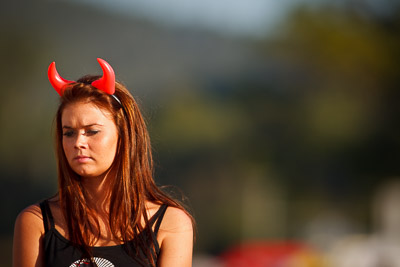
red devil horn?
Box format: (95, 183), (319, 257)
(48, 62), (74, 96)
(91, 58), (115, 95)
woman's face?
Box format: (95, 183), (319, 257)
(61, 101), (119, 178)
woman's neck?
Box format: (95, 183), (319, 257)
(81, 171), (114, 211)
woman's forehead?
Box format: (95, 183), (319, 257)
(61, 101), (113, 126)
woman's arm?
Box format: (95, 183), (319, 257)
(157, 207), (194, 267)
(13, 205), (45, 267)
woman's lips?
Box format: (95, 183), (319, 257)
(74, 155), (91, 163)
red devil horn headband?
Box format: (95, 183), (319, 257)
(48, 58), (116, 97)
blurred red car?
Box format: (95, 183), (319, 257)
(219, 241), (322, 267)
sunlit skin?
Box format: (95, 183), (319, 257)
(61, 101), (119, 180)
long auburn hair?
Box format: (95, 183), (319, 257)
(55, 75), (193, 266)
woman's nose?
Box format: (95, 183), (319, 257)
(74, 133), (88, 149)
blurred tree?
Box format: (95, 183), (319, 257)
(149, 1), (400, 253)
(255, 2), (400, 235)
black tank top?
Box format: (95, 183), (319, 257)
(39, 200), (168, 267)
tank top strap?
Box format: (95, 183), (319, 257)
(39, 200), (55, 232)
(151, 204), (168, 235)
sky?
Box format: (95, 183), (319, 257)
(61, 0), (395, 37)
(69, 0), (298, 37)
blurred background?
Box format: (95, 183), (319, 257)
(1, 0), (400, 266)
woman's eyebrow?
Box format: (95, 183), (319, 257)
(62, 124), (104, 129)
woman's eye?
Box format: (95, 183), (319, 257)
(63, 131), (74, 137)
(85, 130), (99, 136)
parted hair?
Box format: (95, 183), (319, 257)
(54, 75), (193, 266)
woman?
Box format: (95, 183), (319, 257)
(13, 58), (194, 267)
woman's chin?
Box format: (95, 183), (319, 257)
(73, 168), (97, 178)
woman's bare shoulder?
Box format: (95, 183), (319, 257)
(13, 203), (46, 267)
(156, 206), (194, 266)
(17, 204), (42, 220)
(160, 206), (193, 233)
(15, 203), (44, 234)
(145, 201), (193, 232)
